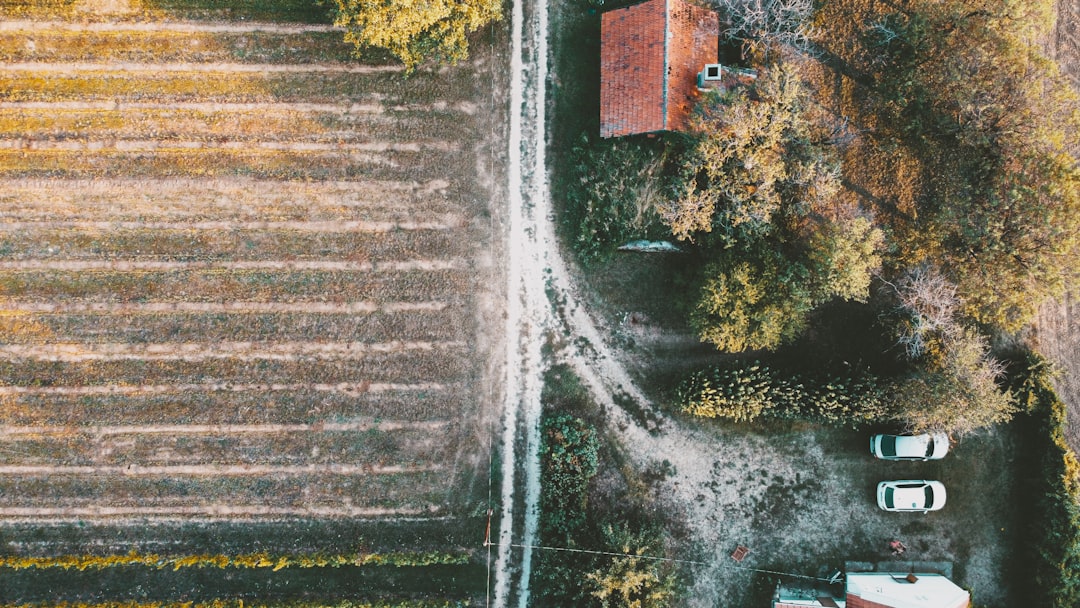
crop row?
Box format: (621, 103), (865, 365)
(0, 550), (470, 571)
(0, 71), (477, 105)
(0, 388), (467, 426)
(0, 309), (466, 344)
(0, 469), (450, 509)
(0, 269), (473, 302)
(0, 31), (359, 64)
(0, 147), (468, 181)
(0, 178), (462, 222)
(0, 0), (331, 22)
(0, 108), (475, 144)
(0, 228), (468, 261)
(0, 350), (469, 386)
(0, 230), (468, 263)
(0, 424), (457, 468)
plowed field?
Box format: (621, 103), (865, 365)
(0, 0), (500, 556)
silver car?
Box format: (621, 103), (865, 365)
(870, 433), (949, 461)
(877, 480), (947, 513)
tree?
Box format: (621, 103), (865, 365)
(843, 0), (1080, 330)
(709, 0), (816, 58)
(662, 65), (832, 246)
(890, 326), (1014, 435)
(691, 245), (814, 352)
(330, 0), (501, 70)
(886, 267), (1014, 435)
(585, 524), (677, 608)
(805, 215), (883, 303)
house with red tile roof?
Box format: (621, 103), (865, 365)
(600, 0), (720, 138)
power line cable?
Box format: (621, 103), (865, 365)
(487, 541), (839, 583)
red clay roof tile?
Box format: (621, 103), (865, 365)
(600, 0), (719, 138)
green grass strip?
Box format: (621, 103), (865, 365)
(0, 551), (469, 572)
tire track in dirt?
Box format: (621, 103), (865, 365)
(0, 139), (460, 153)
(0, 382), (447, 396)
(0, 420), (451, 437)
(0, 260), (463, 272)
(0, 463), (440, 476)
(0, 61), (402, 74)
(0, 341), (465, 362)
(0, 220), (459, 232)
(0, 301), (448, 314)
(0, 20), (341, 34)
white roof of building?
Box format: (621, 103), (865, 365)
(846, 573), (969, 608)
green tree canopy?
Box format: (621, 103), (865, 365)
(330, 0), (501, 70)
(850, 0), (1080, 329)
(691, 245), (814, 352)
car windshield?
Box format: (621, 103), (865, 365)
(881, 435), (897, 457)
(924, 485), (933, 507)
(884, 487), (895, 508)
(924, 437), (935, 458)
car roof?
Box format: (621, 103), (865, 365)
(892, 484), (930, 509)
(892, 435), (931, 456)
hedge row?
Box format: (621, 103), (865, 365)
(0, 551), (469, 572)
(678, 361), (887, 426)
(1011, 354), (1080, 608)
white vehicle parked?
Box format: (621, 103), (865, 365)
(870, 433), (949, 461)
(877, 480), (947, 513)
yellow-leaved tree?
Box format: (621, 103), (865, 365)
(330, 0), (502, 70)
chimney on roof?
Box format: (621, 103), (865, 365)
(697, 63), (723, 90)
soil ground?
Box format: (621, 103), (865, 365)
(0, 1), (505, 602)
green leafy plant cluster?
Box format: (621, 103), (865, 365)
(0, 550), (469, 572)
(1010, 354), (1080, 607)
(539, 413), (601, 541)
(678, 361), (887, 426)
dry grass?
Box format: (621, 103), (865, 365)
(0, 31), (363, 64)
(0, 108), (475, 143)
(0, 71), (477, 105)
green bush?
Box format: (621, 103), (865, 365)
(540, 413), (601, 541)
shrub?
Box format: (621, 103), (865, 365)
(679, 361), (887, 426)
(540, 413), (601, 541)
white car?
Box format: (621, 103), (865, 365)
(870, 433), (949, 461)
(877, 480), (947, 513)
